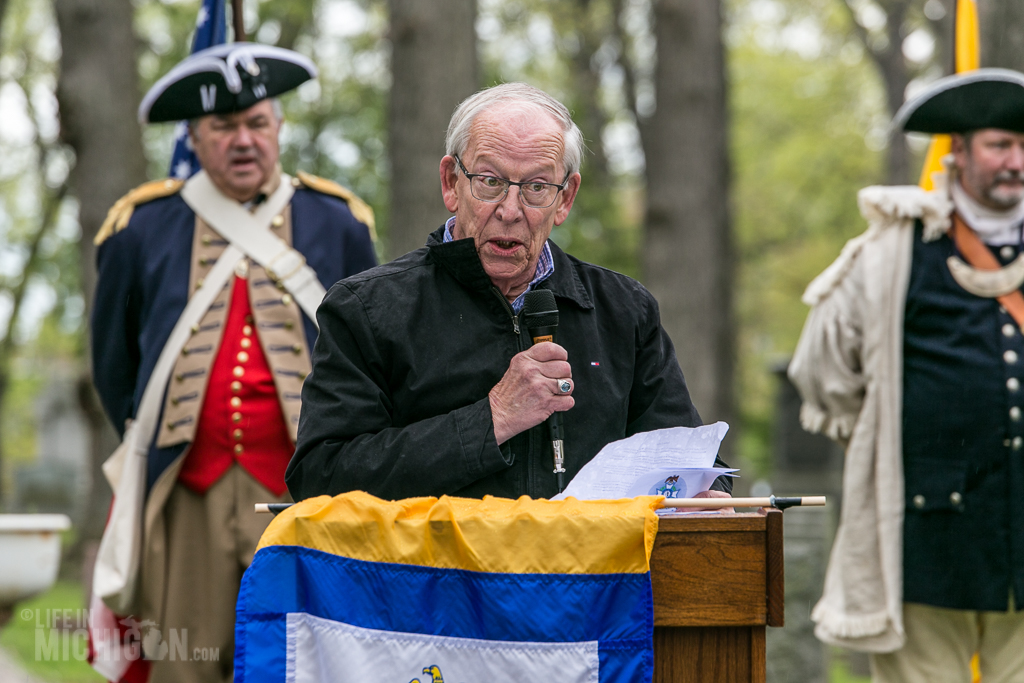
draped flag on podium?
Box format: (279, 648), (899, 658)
(235, 492), (661, 683)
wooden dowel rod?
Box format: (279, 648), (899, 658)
(255, 503), (293, 514)
(256, 496), (826, 514)
(660, 496), (826, 510)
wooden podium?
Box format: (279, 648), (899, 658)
(650, 509), (784, 682)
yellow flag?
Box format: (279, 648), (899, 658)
(918, 0), (980, 190)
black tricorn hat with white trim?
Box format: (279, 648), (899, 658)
(139, 43), (317, 124)
(893, 68), (1024, 134)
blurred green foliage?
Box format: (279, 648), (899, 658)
(730, 0), (893, 473)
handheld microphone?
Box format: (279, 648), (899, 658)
(522, 289), (567, 492)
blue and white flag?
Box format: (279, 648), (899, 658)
(168, 0), (227, 179)
(235, 493), (661, 683)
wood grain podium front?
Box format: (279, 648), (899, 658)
(650, 509), (784, 682)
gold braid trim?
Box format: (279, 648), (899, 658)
(94, 178), (185, 246)
(296, 171), (377, 241)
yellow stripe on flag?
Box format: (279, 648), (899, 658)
(918, 0), (980, 190)
(955, 0), (980, 73)
(258, 492), (662, 575)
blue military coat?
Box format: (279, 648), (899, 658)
(903, 220), (1024, 610)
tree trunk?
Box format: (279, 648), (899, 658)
(840, 0), (913, 184)
(979, 0), (1024, 71)
(877, 1), (911, 185)
(54, 0), (148, 542)
(568, 0), (612, 195)
(0, 0), (9, 54)
(639, 0), (734, 434)
(386, 0), (477, 260)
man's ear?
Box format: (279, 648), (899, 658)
(440, 156), (460, 213)
(951, 133), (969, 171)
(553, 172), (581, 226)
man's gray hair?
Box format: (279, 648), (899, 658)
(445, 83), (585, 177)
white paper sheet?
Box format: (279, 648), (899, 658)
(552, 422), (734, 501)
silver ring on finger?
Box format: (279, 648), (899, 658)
(557, 379), (572, 394)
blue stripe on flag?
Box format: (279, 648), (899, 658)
(235, 545), (653, 683)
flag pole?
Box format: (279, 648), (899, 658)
(659, 496), (826, 510)
(255, 496), (827, 515)
(232, 0), (246, 42)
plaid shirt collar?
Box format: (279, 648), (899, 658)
(443, 217), (554, 313)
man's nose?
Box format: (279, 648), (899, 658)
(495, 184), (525, 219)
(233, 124), (255, 148)
(1009, 144), (1024, 171)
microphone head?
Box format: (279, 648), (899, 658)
(523, 289), (558, 328)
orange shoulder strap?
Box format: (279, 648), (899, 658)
(950, 213), (1024, 328)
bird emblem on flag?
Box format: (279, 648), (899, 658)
(409, 664), (445, 683)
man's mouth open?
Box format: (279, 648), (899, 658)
(490, 239), (522, 254)
(230, 156), (258, 172)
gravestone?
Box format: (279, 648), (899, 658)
(14, 371), (90, 521)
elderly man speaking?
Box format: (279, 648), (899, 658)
(287, 83), (731, 501)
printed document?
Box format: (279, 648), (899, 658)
(552, 422), (736, 501)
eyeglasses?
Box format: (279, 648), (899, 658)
(453, 155), (570, 209)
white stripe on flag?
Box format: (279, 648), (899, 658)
(286, 612), (600, 683)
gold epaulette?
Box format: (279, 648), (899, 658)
(296, 171), (377, 241)
(94, 178), (185, 246)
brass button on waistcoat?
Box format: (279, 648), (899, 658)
(1004, 324), (1017, 338)
(237, 351), (250, 363)
(241, 338), (252, 349)
(232, 412), (242, 423)
(233, 366), (245, 378)
(233, 429), (243, 441)
(1009, 378), (1021, 392)
(1001, 246), (1016, 261)
(230, 397), (242, 408)
(234, 444), (244, 455)
(1011, 407), (1022, 421)
(231, 381), (242, 393)
(912, 495), (926, 509)
(243, 325), (253, 336)
(1006, 350), (1019, 365)
(949, 491), (963, 506)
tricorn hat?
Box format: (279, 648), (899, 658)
(139, 43), (317, 124)
(893, 68), (1024, 134)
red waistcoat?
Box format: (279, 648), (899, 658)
(179, 275), (294, 496)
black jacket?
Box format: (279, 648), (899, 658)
(287, 227), (730, 501)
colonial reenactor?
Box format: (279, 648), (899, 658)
(90, 43), (377, 683)
(790, 69), (1024, 682)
